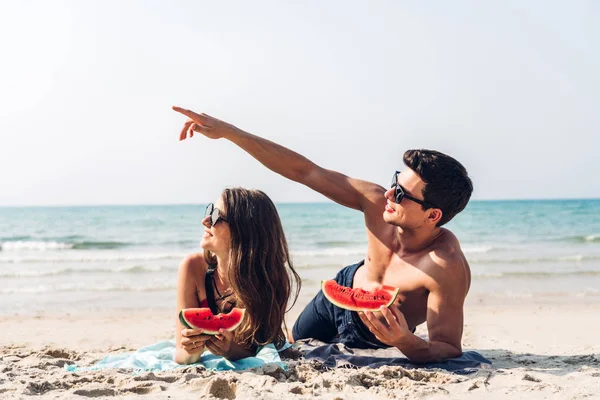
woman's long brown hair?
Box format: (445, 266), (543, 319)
(204, 188), (301, 349)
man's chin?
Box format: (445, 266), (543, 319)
(382, 213), (399, 226)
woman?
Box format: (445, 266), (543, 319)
(174, 187), (301, 365)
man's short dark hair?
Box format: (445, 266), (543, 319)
(403, 149), (473, 227)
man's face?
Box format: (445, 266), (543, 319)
(383, 168), (430, 229)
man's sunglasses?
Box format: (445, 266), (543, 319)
(204, 203), (228, 227)
(391, 171), (438, 209)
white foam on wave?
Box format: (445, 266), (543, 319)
(461, 246), (495, 254)
(0, 264), (176, 278)
(558, 255), (585, 262)
(0, 241), (73, 251)
(0, 253), (184, 264)
(472, 272), (504, 278)
(585, 234), (600, 242)
(472, 269), (600, 279)
(575, 288), (600, 297)
(0, 268), (69, 278)
(114, 265), (168, 273)
(0, 282), (176, 294)
(292, 247), (366, 257)
(468, 254), (600, 264)
(501, 290), (534, 299)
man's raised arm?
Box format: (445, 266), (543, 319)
(173, 106), (383, 211)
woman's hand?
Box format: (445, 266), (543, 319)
(205, 329), (234, 357)
(172, 106), (238, 141)
(180, 328), (211, 354)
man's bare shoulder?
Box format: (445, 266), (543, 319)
(422, 229), (470, 289)
(361, 185), (387, 210)
(430, 229), (466, 264)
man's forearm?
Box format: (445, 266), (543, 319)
(225, 128), (316, 184)
(395, 333), (462, 364)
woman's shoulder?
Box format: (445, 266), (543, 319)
(178, 252), (210, 277)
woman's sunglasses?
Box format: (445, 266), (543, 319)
(391, 171), (438, 209)
(204, 203), (228, 227)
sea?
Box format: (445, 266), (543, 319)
(1, 200), (599, 316)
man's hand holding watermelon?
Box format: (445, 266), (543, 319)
(358, 305), (412, 350)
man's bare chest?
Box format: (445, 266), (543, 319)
(354, 259), (429, 325)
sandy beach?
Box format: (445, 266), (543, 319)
(1, 295), (599, 399)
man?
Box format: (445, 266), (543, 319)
(173, 106), (473, 363)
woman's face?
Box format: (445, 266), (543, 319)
(200, 197), (231, 255)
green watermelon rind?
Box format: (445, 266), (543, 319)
(321, 280), (399, 312)
(179, 310), (193, 329)
(178, 308), (246, 335)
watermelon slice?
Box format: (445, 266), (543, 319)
(321, 280), (399, 311)
(179, 307), (246, 335)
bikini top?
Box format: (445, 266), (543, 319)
(203, 265), (236, 315)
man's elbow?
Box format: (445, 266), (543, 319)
(406, 344), (463, 364)
(446, 346), (463, 360)
(437, 343), (463, 362)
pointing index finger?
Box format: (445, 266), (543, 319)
(172, 106), (203, 121)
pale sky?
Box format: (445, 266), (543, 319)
(1, 1), (598, 206)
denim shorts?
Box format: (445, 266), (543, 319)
(292, 260), (390, 349)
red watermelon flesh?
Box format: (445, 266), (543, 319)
(321, 280), (399, 311)
(179, 307), (245, 335)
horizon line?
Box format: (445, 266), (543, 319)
(0, 197), (599, 208)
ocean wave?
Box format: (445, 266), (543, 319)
(461, 246), (496, 254)
(558, 234), (600, 243)
(468, 254), (600, 264)
(0, 240), (132, 251)
(0, 253), (184, 264)
(0, 238), (200, 252)
(71, 241), (131, 249)
(0, 265), (178, 278)
(473, 270), (600, 279)
(0, 241), (73, 251)
(498, 291), (534, 299)
(292, 247), (367, 257)
(0, 235), (32, 241)
(575, 288), (600, 297)
(314, 240), (365, 247)
(293, 262), (351, 270)
(0, 283), (176, 294)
